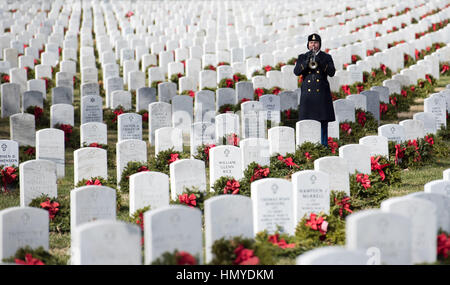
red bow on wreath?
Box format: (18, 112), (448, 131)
(112, 109), (124, 123)
(394, 144), (406, 165)
(40, 198), (60, 220)
(334, 197), (353, 217)
(356, 173), (371, 190)
(233, 245), (259, 265)
(305, 213), (328, 235)
(251, 166), (270, 182)
(1, 166), (17, 191)
(86, 179), (102, 186)
(224, 179), (240, 195)
(168, 153), (179, 164)
(254, 88), (264, 98)
(15, 254), (45, 265)
(341, 85), (351, 95)
(371, 156), (389, 181)
(178, 193), (197, 208)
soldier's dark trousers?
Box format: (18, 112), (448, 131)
(320, 121), (328, 147)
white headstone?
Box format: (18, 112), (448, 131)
(314, 156), (350, 195)
(70, 186), (116, 233)
(346, 210), (412, 265)
(129, 171), (170, 215)
(204, 195), (253, 263)
(381, 197), (437, 264)
(292, 170), (330, 224)
(0, 207), (49, 260)
(73, 147), (108, 185)
(19, 159), (57, 206)
(71, 220), (141, 265)
(251, 178), (295, 235)
(144, 206), (203, 264)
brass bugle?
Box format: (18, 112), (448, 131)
(308, 50), (318, 69)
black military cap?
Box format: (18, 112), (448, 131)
(307, 33), (321, 49)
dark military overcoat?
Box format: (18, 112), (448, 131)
(293, 51), (336, 122)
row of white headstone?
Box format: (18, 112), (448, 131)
(1, 167), (449, 265)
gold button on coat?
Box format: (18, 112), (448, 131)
(308, 80), (311, 83)
(316, 89), (319, 92)
(308, 89), (311, 92)
(317, 79), (320, 82)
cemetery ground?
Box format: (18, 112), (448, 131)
(0, 73), (449, 265)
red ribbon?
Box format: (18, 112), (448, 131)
(285, 109), (291, 120)
(380, 103), (388, 114)
(390, 96), (398, 106)
(341, 85), (351, 95)
(305, 213), (328, 235)
(371, 156), (389, 181)
(425, 135), (434, 145)
(112, 108), (124, 123)
(168, 153), (179, 164)
(224, 179), (240, 195)
(204, 144), (215, 161)
(34, 107), (43, 123)
(138, 166), (150, 172)
(251, 165), (270, 182)
(441, 65), (450, 74)
(233, 245), (260, 265)
(425, 74), (432, 84)
(225, 79), (234, 88)
(327, 137), (338, 154)
(334, 197), (353, 217)
(176, 251), (197, 265)
(136, 212), (144, 231)
(254, 88), (264, 98)
(272, 87), (281, 95)
(15, 254), (45, 265)
(86, 179), (102, 186)
(179, 193), (197, 208)
(356, 173), (371, 190)
(268, 234), (296, 249)
(277, 155), (299, 168)
(437, 233), (450, 259)
(40, 198), (60, 220)
(380, 64), (387, 75)
(24, 147), (35, 156)
(401, 89), (407, 97)
(356, 85), (364, 93)
(263, 65), (272, 72)
(227, 133), (240, 146)
(340, 123), (352, 135)
(357, 111), (367, 127)
(59, 124), (73, 142)
(394, 144), (406, 165)
(142, 112), (148, 122)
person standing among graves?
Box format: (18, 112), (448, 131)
(293, 33), (336, 147)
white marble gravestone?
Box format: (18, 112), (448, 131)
(129, 171), (170, 215)
(346, 209), (412, 265)
(0, 207), (49, 260)
(204, 195), (253, 263)
(251, 178), (295, 235)
(144, 206), (203, 264)
(70, 186), (116, 233)
(381, 197), (437, 264)
(71, 220), (141, 265)
(19, 159), (57, 207)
